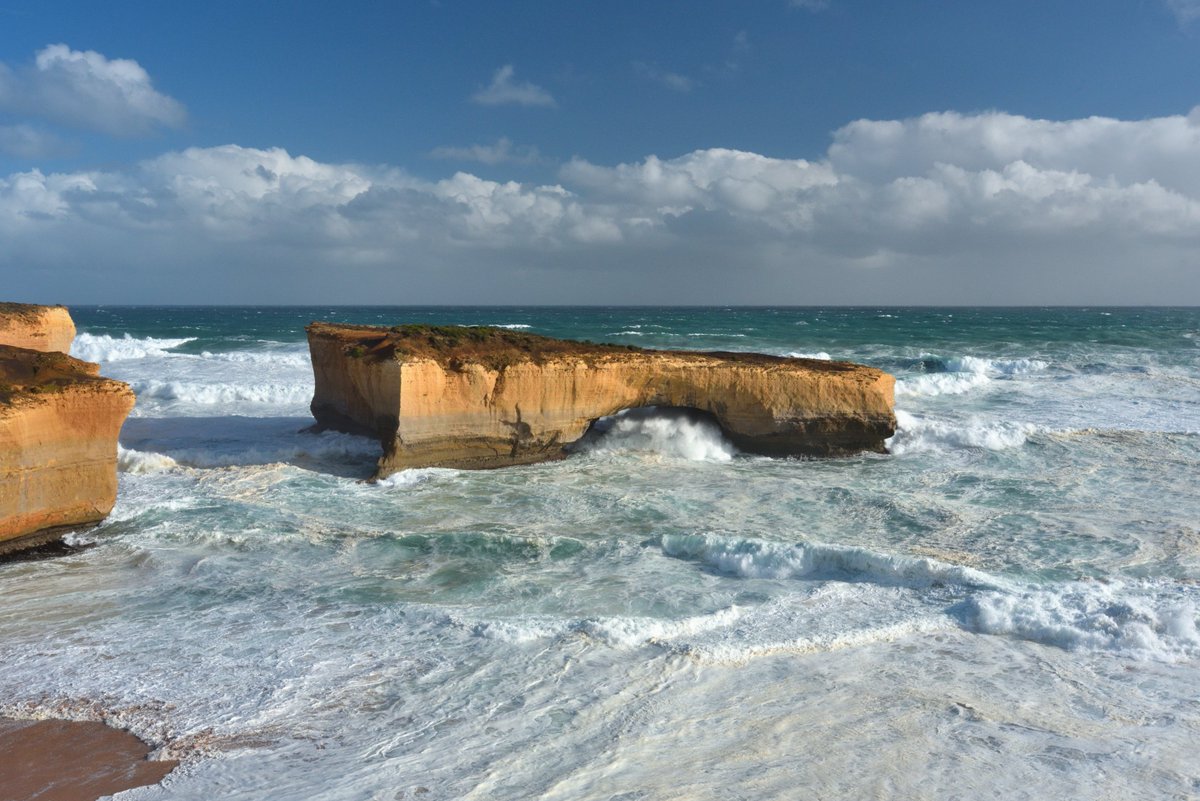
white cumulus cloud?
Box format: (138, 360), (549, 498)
(0, 44), (185, 136)
(470, 65), (556, 107)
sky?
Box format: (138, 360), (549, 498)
(3, 0), (1200, 305)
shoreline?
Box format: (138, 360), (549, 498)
(0, 717), (177, 801)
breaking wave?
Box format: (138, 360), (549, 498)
(888, 410), (1038, 454)
(71, 333), (196, 362)
(962, 582), (1200, 661)
(130, 379), (313, 406)
(661, 533), (1006, 591)
(896, 353), (1048, 397)
(573, 407), (736, 462)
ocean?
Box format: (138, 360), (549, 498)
(2, 306), (1199, 800)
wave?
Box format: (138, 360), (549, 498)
(376, 467), (461, 489)
(962, 581), (1200, 661)
(463, 606), (746, 648)
(573, 407), (735, 462)
(661, 533), (1006, 591)
(130, 379), (312, 406)
(71, 333), (196, 362)
(198, 350), (310, 367)
(888, 410), (1037, 454)
(489, 324), (531, 330)
(117, 445), (180, 474)
(784, 351), (832, 360)
(895, 353), (1048, 397)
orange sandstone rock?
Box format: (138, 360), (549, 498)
(0, 303), (76, 353)
(307, 323), (896, 477)
(0, 346), (134, 552)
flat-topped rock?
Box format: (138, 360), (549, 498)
(0, 303), (76, 353)
(0, 346), (134, 552)
(307, 323), (896, 477)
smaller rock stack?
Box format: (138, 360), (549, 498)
(0, 303), (134, 554)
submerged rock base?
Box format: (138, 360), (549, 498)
(307, 323), (896, 477)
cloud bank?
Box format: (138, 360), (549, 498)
(6, 108), (1200, 304)
(0, 44), (185, 137)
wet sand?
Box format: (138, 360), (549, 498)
(0, 718), (176, 801)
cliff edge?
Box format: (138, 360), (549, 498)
(0, 303), (76, 354)
(307, 323), (896, 477)
(0, 306), (134, 554)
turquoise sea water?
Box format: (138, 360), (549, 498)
(2, 306), (1199, 800)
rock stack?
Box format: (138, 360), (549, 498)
(307, 322), (896, 477)
(0, 304), (134, 554)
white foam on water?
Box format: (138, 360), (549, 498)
(896, 353), (1049, 397)
(963, 581), (1200, 661)
(117, 445), (179, 474)
(130, 379), (313, 407)
(198, 350), (311, 367)
(572, 606), (746, 647)
(661, 532), (1007, 591)
(784, 350), (833, 360)
(939, 355), (1049, 375)
(459, 606), (746, 648)
(488, 324), (531, 329)
(375, 467), (461, 489)
(71, 333), (196, 362)
(888, 409), (1038, 454)
(576, 408), (736, 462)
(896, 370), (992, 397)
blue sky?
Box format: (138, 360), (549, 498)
(3, 0), (1200, 304)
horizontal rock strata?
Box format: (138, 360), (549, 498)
(0, 302), (76, 353)
(308, 323), (896, 477)
(0, 305), (134, 553)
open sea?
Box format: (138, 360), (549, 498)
(2, 305), (1200, 800)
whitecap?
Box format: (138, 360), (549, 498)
(71, 333), (196, 362)
(962, 581), (1200, 661)
(117, 445), (179, 474)
(887, 410), (1037, 454)
(661, 532), (1006, 591)
(129, 379), (313, 406)
(574, 407), (736, 462)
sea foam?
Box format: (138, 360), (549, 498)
(962, 582), (1200, 661)
(575, 407), (736, 462)
(888, 410), (1038, 454)
(896, 353), (1048, 397)
(661, 533), (1006, 591)
(71, 333), (196, 362)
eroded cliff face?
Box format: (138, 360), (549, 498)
(0, 306), (134, 553)
(308, 323), (896, 477)
(0, 303), (76, 353)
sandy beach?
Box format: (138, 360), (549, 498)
(0, 718), (176, 801)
